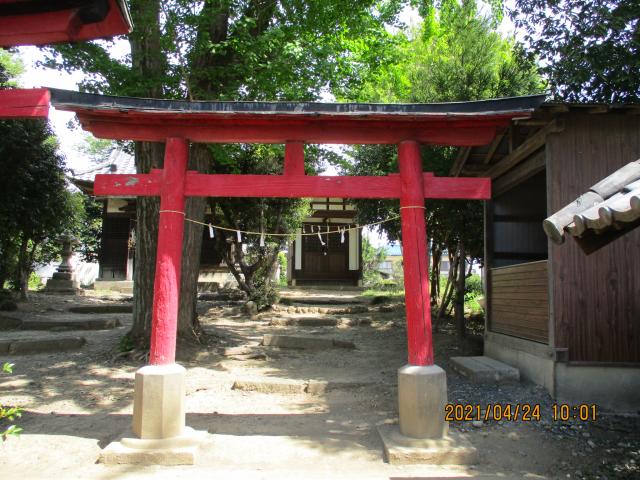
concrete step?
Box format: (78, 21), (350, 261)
(68, 304), (132, 314)
(268, 316), (371, 327)
(231, 377), (375, 395)
(262, 334), (355, 350)
(0, 336), (86, 355)
(450, 356), (520, 384)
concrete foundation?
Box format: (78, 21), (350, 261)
(398, 364), (448, 439)
(555, 363), (640, 412)
(99, 427), (208, 465)
(377, 425), (477, 465)
(450, 355), (520, 383)
(101, 363), (206, 464)
(484, 332), (555, 395)
(133, 364), (186, 439)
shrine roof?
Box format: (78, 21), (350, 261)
(49, 89), (545, 117)
(48, 89), (546, 145)
(0, 0), (132, 47)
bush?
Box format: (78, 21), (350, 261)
(277, 251), (288, 287)
(28, 272), (42, 291)
(464, 274), (483, 301)
(1, 363), (22, 441)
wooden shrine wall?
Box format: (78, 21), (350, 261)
(489, 260), (549, 344)
(548, 112), (640, 363)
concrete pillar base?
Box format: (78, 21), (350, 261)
(398, 364), (448, 438)
(377, 425), (478, 465)
(132, 363), (186, 439)
(99, 427), (208, 465)
(99, 363), (208, 465)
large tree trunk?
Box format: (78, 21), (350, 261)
(176, 145), (210, 340)
(128, 142), (163, 347)
(127, 0), (169, 348)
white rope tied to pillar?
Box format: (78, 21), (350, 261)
(159, 210), (185, 215)
(340, 227), (345, 244)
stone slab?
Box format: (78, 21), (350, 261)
(0, 316), (22, 330)
(262, 334), (355, 350)
(269, 317), (338, 326)
(232, 378), (307, 394)
(7, 336), (86, 354)
(68, 304), (132, 314)
(377, 425), (478, 465)
(20, 317), (121, 331)
(99, 427), (208, 465)
(231, 378), (375, 395)
(279, 296), (367, 305)
(451, 356), (520, 384)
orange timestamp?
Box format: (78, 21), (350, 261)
(445, 403), (542, 422)
(445, 403), (598, 422)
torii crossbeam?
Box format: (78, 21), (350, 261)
(49, 88), (544, 461)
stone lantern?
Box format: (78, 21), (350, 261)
(44, 234), (80, 294)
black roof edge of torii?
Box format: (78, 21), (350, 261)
(48, 88), (547, 116)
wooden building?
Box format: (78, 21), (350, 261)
(455, 104), (640, 410)
(288, 198), (363, 286)
(73, 153), (363, 288)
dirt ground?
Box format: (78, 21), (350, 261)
(1, 289), (639, 479)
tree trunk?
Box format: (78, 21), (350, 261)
(16, 235), (29, 300)
(128, 142), (163, 347)
(429, 243), (441, 306)
(176, 145), (210, 340)
(454, 240), (466, 338)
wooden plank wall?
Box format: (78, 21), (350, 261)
(548, 112), (640, 362)
(490, 260), (549, 343)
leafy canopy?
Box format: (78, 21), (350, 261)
(510, 0), (640, 103)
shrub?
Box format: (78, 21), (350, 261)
(1, 363), (22, 441)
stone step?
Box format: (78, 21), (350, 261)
(450, 356), (520, 384)
(272, 304), (369, 315)
(279, 296), (367, 305)
(231, 378), (375, 395)
(1, 314), (121, 331)
(262, 334), (355, 350)
(68, 304), (132, 314)
(268, 316), (371, 327)
(0, 336), (86, 355)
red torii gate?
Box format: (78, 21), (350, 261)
(49, 88), (544, 462)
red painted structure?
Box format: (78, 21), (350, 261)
(0, 88), (49, 118)
(0, 1), (131, 120)
(0, 0), (132, 47)
(48, 89), (543, 366)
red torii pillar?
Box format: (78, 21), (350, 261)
(95, 137), (489, 459)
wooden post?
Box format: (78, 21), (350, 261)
(398, 141), (433, 366)
(284, 141), (305, 176)
(149, 138), (188, 365)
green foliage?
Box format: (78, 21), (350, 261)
(118, 335), (135, 353)
(0, 118), (80, 297)
(0, 50), (24, 88)
(464, 274), (483, 301)
(277, 251), (288, 287)
(510, 0), (640, 103)
(1, 363), (23, 441)
(73, 192), (103, 263)
(28, 272), (42, 291)
(361, 236), (388, 287)
(342, 2), (542, 313)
